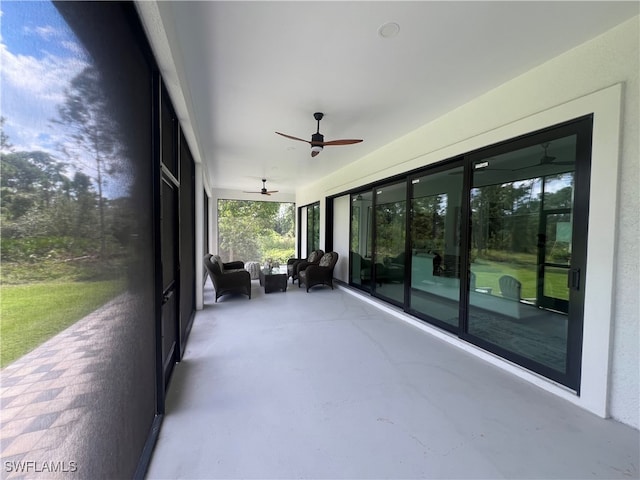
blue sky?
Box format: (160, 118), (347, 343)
(1, 1), (89, 153)
(0, 1), (133, 198)
(2, 1), (72, 58)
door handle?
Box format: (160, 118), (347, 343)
(567, 268), (580, 290)
(162, 288), (175, 305)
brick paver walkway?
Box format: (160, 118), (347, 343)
(0, 294), (131, 479)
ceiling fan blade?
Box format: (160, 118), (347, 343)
(245, 178), (278, 194)
(512, 165), (535, 171)
(448, 167), (509, 175)
(513, 160), (575, 171)
(275, 132), (311, 144)
(322, 139), (363, 146)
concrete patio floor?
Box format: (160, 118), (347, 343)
(146, 280), (639, 479)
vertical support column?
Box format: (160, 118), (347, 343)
(195, 162), (204, 310)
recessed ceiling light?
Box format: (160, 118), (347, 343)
(378, 22), (400, 39)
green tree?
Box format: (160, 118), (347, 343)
(274, 203), (295, 236)
(52, 66), (123, 257)
(1, 151), (66, 221)
(0, 139), (105, 263)
(375, 200), (406, 259)
(411, 194), (445, 251)
(71, 172), (98, 237)
(218, 200), (295, 263)
(0, 116), (13, 152)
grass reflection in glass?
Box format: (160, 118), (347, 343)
(471, 253), (568, 302)
(0, 279), (125, 367)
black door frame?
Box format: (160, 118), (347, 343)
(370, 179), (408, 308)
(339, 115), (592, 391)
(297, 201), (320, 257)
(460, 115), (592, 391)
(157, 84), (180, 399)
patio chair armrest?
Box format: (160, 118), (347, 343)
(305, 265), (332, 282)
(216, 269), (250, 288)
(223, 260), (245, 270)
(295, 260), (312, 274)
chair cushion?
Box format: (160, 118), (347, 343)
(211, 255), (225, 272)
(319, 252), (336, 267)
(308, 251), (321, 263)
(245, 261), (261, 280)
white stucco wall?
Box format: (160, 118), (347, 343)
(332, 195), (351, 283)
(298, 17), (639, 428)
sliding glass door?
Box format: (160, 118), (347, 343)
(465, 127), (588, 389)
(407, 164), (464, 329)
(350, 191), (373, 292)
(346, 117), (590, 390)
(307, 202), (320, 253)
(298, 202), (319, 258)
(373, 182), (407, 305)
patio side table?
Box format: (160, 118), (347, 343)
(259, 266), (288, 293)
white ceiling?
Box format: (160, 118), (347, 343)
(136, 1), (638, 197)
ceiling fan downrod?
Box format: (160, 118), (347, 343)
(314, 112), (324, 134)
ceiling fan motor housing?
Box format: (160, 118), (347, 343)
(311, 132), (324, 145)
(275, 111), (361, 157)
(312, 112), (324, 149)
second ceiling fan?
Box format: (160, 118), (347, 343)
(243, 179), (278, 196)
(513, 142), (573, 171)
(276, 112), (363, 157)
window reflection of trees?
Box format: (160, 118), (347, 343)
(412, 194), (446, 253)
(306, 202), (320, 254)
(375, 201), (406, 260)
(52, 65), (127, 257)
(0, 14), (134, 366)
(1, 65), (133, 275)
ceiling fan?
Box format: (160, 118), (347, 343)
(513, 142), (573, 171)
(276, 112), (363, 157)
(243, 179), (278, 196)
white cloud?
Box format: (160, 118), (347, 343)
(61, 40), (85, 57)
(1, 39), (89, 152)
(25, 24), (58, 41)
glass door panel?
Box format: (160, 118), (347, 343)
(540, 210), (571, 311)
(538, 173), (573, 312)
(373, 182), (406, 304)
(408, 166), (464, 328)
(307, 202), (320, 253)
(543, 266), (569, 301)
(467, 136), (578, 376)
(350, 191), (374, 291)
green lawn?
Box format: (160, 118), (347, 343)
(472, 259), (568, 301)
(0, 280), (125, 367)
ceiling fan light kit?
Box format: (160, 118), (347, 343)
(276, 112), (363, 157)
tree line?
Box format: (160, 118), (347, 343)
(217, 199), (295, 264)
(351, 176), (573, 266)
(1, 65), (131, 278)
